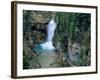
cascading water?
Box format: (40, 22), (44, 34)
(40, 19), (57, 50)
(33, 19), (58, 68)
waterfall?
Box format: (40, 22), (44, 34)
(40, 19), (57, 50)
(46, 19), (56, 42)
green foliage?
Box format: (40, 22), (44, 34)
(23, 50), (30, 69)
(54, 12), (90, 51)
(78, 46), (90, 66)
(23, 10), (34, 38)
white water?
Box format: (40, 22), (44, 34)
(40, 19), (57, 50)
